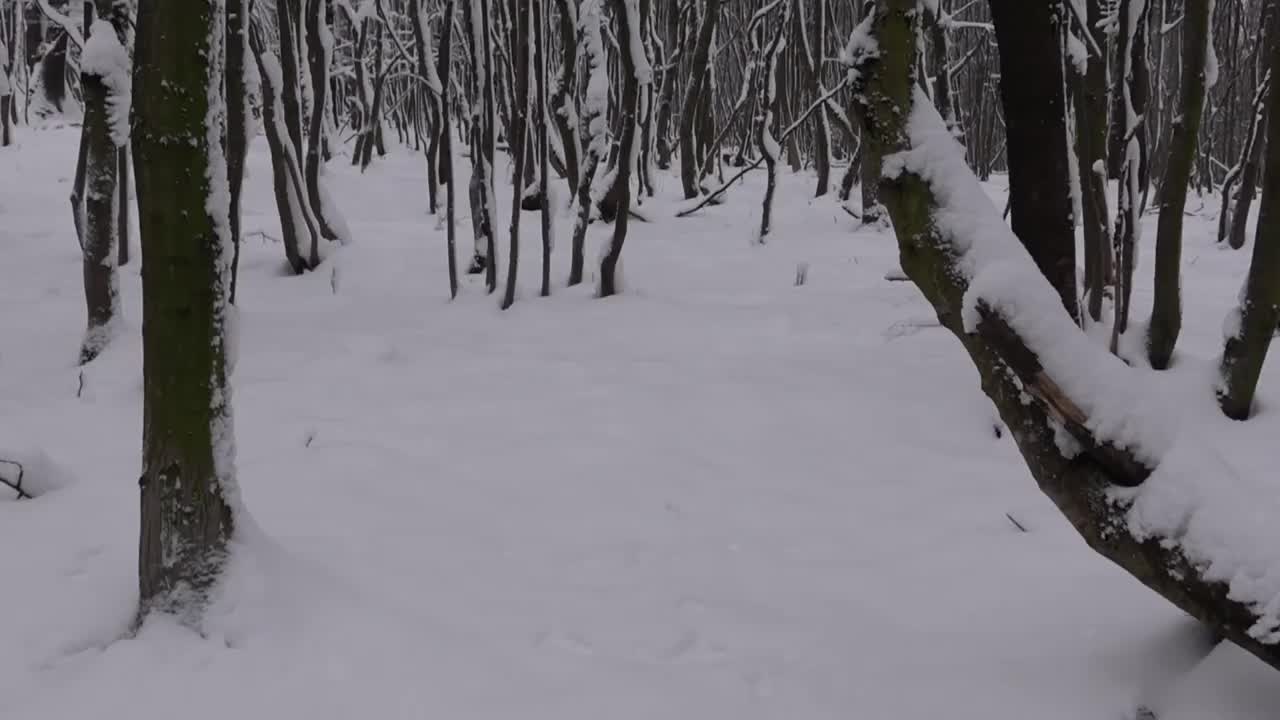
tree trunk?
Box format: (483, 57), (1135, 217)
(848, 0), (1280, 675)
(1147, 0), (1212, 369)
(989, 0), (1079, 322)
(440, 0), (459, 299)
(500, 0), (530, 310)
(601, 0), (647, 297)
(1219, 15), (1280, 421)
(551, 0), (580, 195)
(678, 0), (721, 199)
(78, 16), (121, 365)
(466, 0), (499, 290)
(226, 0), (250, 303)
(133, 0), (238, 624)
(1076, 0), (1111, 323)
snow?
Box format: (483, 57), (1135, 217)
(80, 21), (131, 147)
(3, 113), (1280, 720)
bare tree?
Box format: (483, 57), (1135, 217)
(133, 0), (239, 625)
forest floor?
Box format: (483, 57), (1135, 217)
(2, 127), (1279, 719)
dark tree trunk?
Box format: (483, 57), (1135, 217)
(500, 0), (530, 310)
(989, 0), (1079, 322)
(465, 0), (499, 290)
(678, 0), (721, 199)
(601, 0), (645, 297)
(117, 148), (130, 265)
(850, 0), (1280, 676)
(551, 0), (580, 195)
(1076, 0), (1111, 323)
(1220, 15), (1280, 420)
(440, 0), (459, 299)
(305, 0), (343, 243)
(653, 0), (680, 170)
(133, 0), (238, 624)
(536, 0), (552, 297)
(226, 0), (249, 302)
(1147, 0), (1212, 369)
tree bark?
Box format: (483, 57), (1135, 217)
(1147, 0), (1212, 369)
(133, 0), (238, 624)
(601, 0), (646, 297)
(227, 0), (249, 302)
(1219, 14), (1280, 421)
(678, 0), (721, 199)
(849, 0), (1280, 675)
(989, 0), (1079, 322)
(500, 0), (530, 310)
(78, 16), (121, 365)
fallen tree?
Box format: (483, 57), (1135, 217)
(847, 0), (1280, 672)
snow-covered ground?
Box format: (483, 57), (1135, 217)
(2, 127), (1278, 719)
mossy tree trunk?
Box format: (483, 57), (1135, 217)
(848, 0), (1280, 675)
(1147, 0), (1212, 369)
(133, 0), (238, 625)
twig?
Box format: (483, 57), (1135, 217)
(1005, 512), (1028, 533)
(0, 459), (30, 500)
(677, 78), (849, 218)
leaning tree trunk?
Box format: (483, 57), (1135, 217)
(250, 25), (322, 274)
(678, 0), (721, 199)
(848, 0), (1280, 676)
(989, 0), (1079, 322)
(536, 0), (552, 297)
(1147, 0), (1212, 370)
(133, 0), (239, 625)
(600, 0), (649, 297)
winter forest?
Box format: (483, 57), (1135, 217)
(3, 0), (1280, 716)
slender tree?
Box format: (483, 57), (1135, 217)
(1147, 0), (1213, 369)
(678, 0), (721, 199)
(600, 0), (651, 297)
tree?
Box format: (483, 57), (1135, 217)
(600, 0), (650, 297)
(988, 0), (1078, 322)
(500, 0), (530, 310)
(847, 0), (1280, 674)
(465, 0), (498, 289)
(77, 2), (131, 365)
(132, 0), (239, 623)
(678, 0), (721, 200)
(569, 0), (608, 288)
(1147, 0), (1213, 369)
